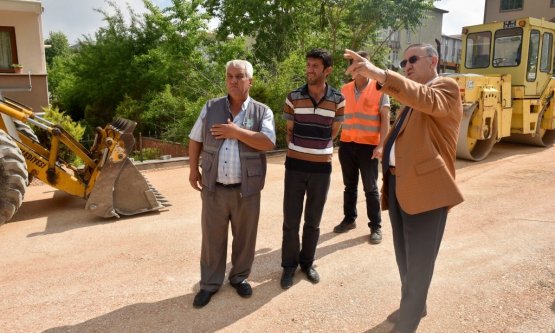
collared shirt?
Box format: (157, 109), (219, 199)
(189, 96), (276, 184)
(389, 76), (440, 167)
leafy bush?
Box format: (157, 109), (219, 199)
(35, 106), (86, 165)
(132, 147), (161, 161)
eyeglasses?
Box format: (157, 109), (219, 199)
(400, 55), (431, 68)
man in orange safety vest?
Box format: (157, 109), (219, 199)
(333, 50), (390, 244)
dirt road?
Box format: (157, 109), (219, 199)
(1, 142), (554, 333)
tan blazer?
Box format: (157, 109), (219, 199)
(379, 70), (464, 215)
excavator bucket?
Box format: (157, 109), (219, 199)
(85, 119), (170, 218)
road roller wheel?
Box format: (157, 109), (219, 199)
(503, 112), (555, 147)
(456, 104), (498, 161)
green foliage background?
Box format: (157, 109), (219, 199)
(45, 0), (434, 149)
(34, 106), (86, 164)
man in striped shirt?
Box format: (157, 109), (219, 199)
(280, 48), (345, 289)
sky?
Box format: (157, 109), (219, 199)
(436, 0), (486, 35)
(40, 0), (486, 44)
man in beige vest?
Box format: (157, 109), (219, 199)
(188, 60), (276, 308)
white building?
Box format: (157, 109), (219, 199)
(0, 0), (48, 112)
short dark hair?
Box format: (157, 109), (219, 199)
(306, 48), (333, 68)
(349, 50), (369, 65)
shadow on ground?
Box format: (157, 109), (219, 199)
(10, 190), (162, 237)
(42, 232), (391, 333)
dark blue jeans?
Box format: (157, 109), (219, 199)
(281, 169), (331, 269)
(338, 141), (381, 230)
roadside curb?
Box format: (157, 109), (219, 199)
(133, 149), (288, 171)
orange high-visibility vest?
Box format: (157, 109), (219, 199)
(340, 80), (383, 145)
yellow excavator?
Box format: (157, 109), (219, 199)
(0, 95), (169, 225)
(448, 17), (555, 161)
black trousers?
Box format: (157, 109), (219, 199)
(387, 172), (447, 333)
(338, 141), (381, 230)
(281, 169), (331, 269)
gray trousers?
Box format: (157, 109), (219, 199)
(200, 186), (261, 292)
(387, 172), (447, 333)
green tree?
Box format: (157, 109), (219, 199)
(53, 0), (213, 131)
(44, 31), (72, 68)
(203, 0), (434, 64)
(204, 0), (319, 63)
(47, 52), (77, 110)
(49, 0), (438, 150)
(44, 31), (75, 109)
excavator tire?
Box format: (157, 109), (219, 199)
(0, 130), (28, 225)
(13, 119), (39, 184)
(14, 119), (40, 143)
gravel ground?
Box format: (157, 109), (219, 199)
(0, 142), (554, 333)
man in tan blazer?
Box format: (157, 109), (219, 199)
(344, 44), (464, 333)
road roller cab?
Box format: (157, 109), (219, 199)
(448, 17), (555, 160)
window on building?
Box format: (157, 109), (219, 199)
(0, 27), (18, 73)
(391, 50), (399, 67)
(500, 0), (523, 11)
(552, 0), (555, 7)
(392, 31), (400, 41)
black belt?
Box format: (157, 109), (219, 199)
(389, 167), (396, 175)
(216, 182), (241, 188)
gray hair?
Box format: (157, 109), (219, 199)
(405, 43), (438, 58)
(226, 60), (254, 78)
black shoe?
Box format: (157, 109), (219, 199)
(301, 266), (320, 284)
(231, 280), (252, 298)
(280, 267), (296, 289)
(333, 221), (356, 233)
(193, 289), (216, 309)
(370, 228), (382, 244)
(386, 308), (427, 323)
